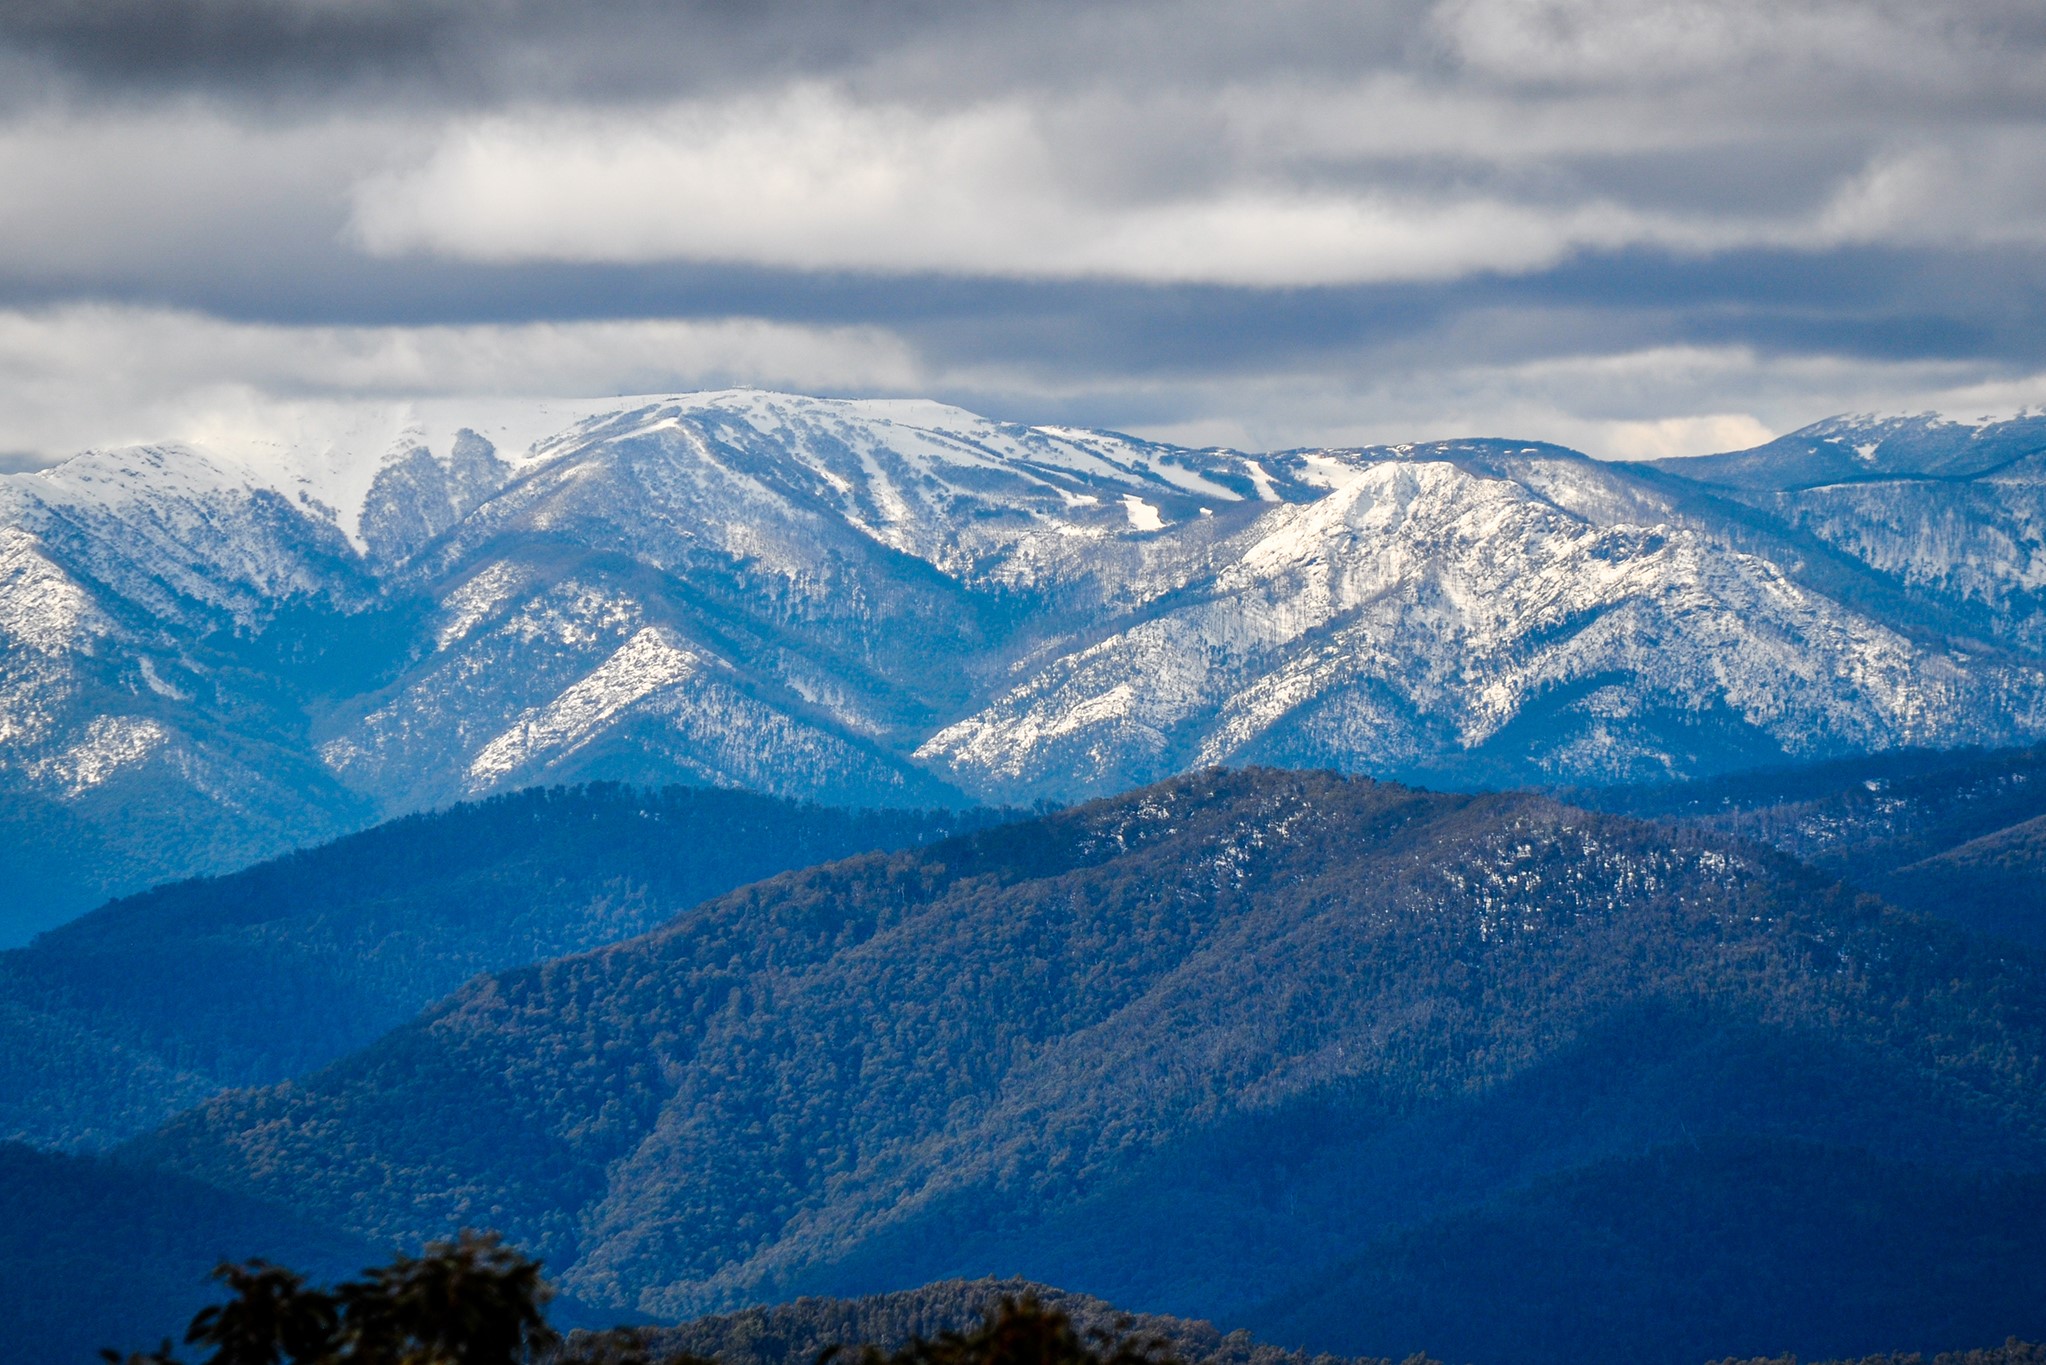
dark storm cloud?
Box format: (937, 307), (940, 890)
(13, 238), (2045, 392)
(0, 0), (1432, 107)
(0, 0), (944, 101)
(3, 0), (447, 77)
(4, 250), (2045, 449)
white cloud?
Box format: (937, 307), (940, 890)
(344, 87), (1676, 285)
(1813, 132), (2046, 246)
(1596, 413), (1779, 461)
(0, 104), (383, 277)
(0, 305), (922, 462)
(5, 305), (2046, 470)
(0, 1), (2042, 291)
(341, 64), (2046, 285)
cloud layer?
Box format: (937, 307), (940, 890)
(3, 0), (2046, 463)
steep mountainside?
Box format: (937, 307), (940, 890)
(1580, 744), (2046, 947)
(0, 784), (990, 1150)
(0, 439), (387, 940)
(0, 1142), (381, 1365)
(10, 395), (2046, 934)
(1255, 1137), (2046, 1365)
(126, 769), (2046, 1364)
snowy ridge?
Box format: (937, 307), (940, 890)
(917, 456), (2000, 794)
(0, 389), (1264, 576)
(465, 626), (702, 786)
(8, 390), (2046, 931)
(1648, 409), (2046, 492)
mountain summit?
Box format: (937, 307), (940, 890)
(6, 393), (2046, 935)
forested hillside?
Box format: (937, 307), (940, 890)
(124, 768), (2046, 1364)
(643, 1280), (2046, 1365)
(1580, 744), (2046, 946)
(1255, 1137), (2046, 1365)
(0, 1143), (381, 1365)
(1, 783), (993, 1148)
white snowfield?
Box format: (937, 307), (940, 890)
(4, 389), (2046, 896)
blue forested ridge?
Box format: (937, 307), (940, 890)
(107, 766), (2046, 1365)
(1576, 743), (2046, 948)
(0, 782), (1002, 1149)
(0, 1141), (382, 1365)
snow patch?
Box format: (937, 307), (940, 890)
(437, 561), (527, 650)
(29, 716), (170, 794)
(138, 657), (189, 701)
(0, 528), (113, 653)
(466, 626), (700, 786)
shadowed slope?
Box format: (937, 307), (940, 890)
(1253, 1137), (2046, 1365)
(1579, 744), (2046, 947)
(125, 768), (2046, 1361)
(0, 1142), (382, 1365)
(1, 782), (994, 1148)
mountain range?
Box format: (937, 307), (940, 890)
(116, 767), (2046, 1365)
(12, 741), (2046, 1161)
(9, 394), (2046, 940)
(12, 393), (2046, 1365)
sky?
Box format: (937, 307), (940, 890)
(5, 0), (2046, 468)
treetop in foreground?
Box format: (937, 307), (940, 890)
(104, 1234), (1197, 1365)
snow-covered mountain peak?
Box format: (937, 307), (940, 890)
(9, 398), (662, 553)
(1647, 407), (2046, 490)
(1813, 403), (2046, 432)
(539, 389), (1264, 502)
(409, 390), (1307, 584)
(11, 442), (271, 510)
(2, 391), (1295, 572)
(13, 388), (2046, 940)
